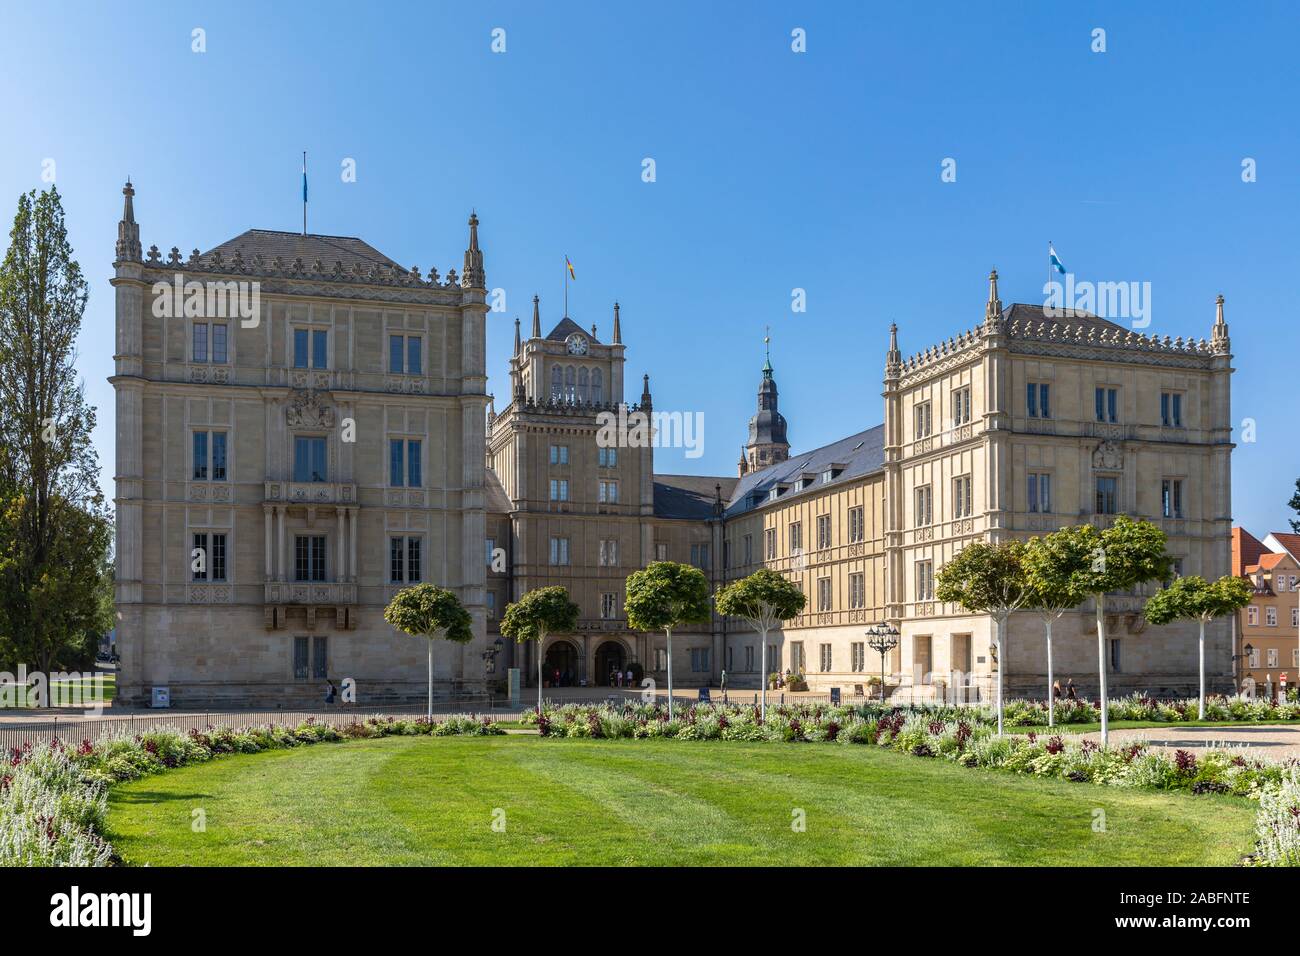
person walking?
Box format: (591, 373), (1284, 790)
(324, 680), (337, 705)
(1066, 678), (1077, 701)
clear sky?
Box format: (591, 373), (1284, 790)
(2, 1), (1298, 535)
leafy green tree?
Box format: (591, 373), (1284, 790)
(715, 568), (806, 720)
(625, 561), (711, 719)
(383, 584), (473, 718)
(1145, 574), (1252, 719)
(498, 586), (579, 713)
(1038, 516), (1170, 747)
(935, 540), (1029, 735)
(1021, 533), (1088, 727)
(0, 187), (111, 694)
(1288, 478), (1300, 533)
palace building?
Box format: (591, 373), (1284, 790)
(113, 184), (1236, 706)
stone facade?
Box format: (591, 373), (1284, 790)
(112, 182), (490, 707)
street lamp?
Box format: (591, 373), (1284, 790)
(482, 637), (505, 674)
(866, 622), (900, 704)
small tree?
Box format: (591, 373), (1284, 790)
(498, 586), (580, 713)
(935, 540), (1029, 736)
(1145, 574), (1252, 719)
(715, 568), (806, 720)
(625, 561), (712, 719)
(1045, 516), (1170, 748)
(1021, 533), (1088, 727)
(383, 584), (473, 719)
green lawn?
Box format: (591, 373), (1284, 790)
(105, 736), (1256, 866)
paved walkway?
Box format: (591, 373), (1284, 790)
(1066, 724), (1300, 759)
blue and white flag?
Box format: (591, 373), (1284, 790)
(302, 152), (308, 204)
(1048, 243), (1066, 275)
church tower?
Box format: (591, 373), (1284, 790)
(743, 339), (790, 473)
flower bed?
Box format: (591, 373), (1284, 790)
(0, 714), (502, 866)
(526, 699), (1299, 864)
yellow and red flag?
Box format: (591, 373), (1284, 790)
(565, 255), (576, 280)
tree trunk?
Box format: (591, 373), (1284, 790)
(1096, 595), (1108, 749)
(536, 630), (546, 714)
(1045, 617), (1055, 729)
(427, 639), (433, 721)
(759, 625), (768, 721)
(1198, 616), (1206, 720)
(995, 616), (1005, 736)
(666, 627), (674, 720)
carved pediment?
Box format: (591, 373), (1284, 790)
(287, 389), (335, 429)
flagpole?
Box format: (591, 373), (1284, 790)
(302, 151), (307, 237)
(564, 256), (569, 318)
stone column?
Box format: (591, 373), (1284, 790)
(348, 507), (358, 582)
(277, 506), (286, 581)
(336, 508), (345, 583)
(264, 507), (273, 581)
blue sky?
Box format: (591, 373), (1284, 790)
(2, 1), (1298, 535)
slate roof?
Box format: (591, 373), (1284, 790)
(198, 229), (406, 271)
(1003, 302), (1128, 334)
(485, 469), (514, 514)
(545, 317), (598, 343)
(723, 424), (885, 519)
(653, 474), (738, 520)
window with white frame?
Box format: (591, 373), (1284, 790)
(656, 543), (668, 561)
(915, 560), (934, 602)
(765, 528), (777, 560)
(601, 593), (617, 619)
(914, 484), (933, 526)
(817, 577), (832, 612)
(913, 401), (932, 439)
(1267, 606), (1278, 627)
(598, 538), (618, 567)
(819, 643), (832, 672)
(849, 572), (865, 609)
(851, 641), (865, 671)
(1248, 646), (1260, 667)
(953, 475), (973, 519)
(1247, 605), (1259, 625)
(598, 480), (619, 503)
(816, 514), (831, 549)
(789, 522), (802, 553)
(1268, 648), (1280, 667)
(849, 506), (864, 543)
(549, 478), (569, 502)
(191, 532), (227, 582)
(598, 447), (617, 467)
(951, 386), (972, 426)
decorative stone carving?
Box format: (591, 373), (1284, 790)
(286, 389), (335, 428)
(1092, 440), (1124, 470)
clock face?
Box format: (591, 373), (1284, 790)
(565, 333), (588, 356)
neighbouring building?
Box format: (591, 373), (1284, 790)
(1232, 527), (1300, 699)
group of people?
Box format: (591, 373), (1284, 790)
(1051, 678), (1079, 700)
(608, 668), (635, 687)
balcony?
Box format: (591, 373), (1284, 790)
(264, 480), (357, 506)
(264, 581), (357, 605)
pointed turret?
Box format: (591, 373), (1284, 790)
(513, 316), (521, 356)
(462, 211), (485, 288)
(641, 373), (653, 409)
(530, 295), (541, 339)
(737, 446), (748, 478)
(885, 321), (902, 379)
(115, 179), (142, 263)
(984, 268), (1002, 323)
(612, 301), (622, 344)
(1212, 293), (1231, 353)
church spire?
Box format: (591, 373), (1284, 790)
(115, 178), (141, 263)
(984, 267), (1002, 322)
(462, 211), (485, 288)
(612, 301), (622, 344)
(531, 295), (541, 339)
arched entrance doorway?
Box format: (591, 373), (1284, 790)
(594, 640), (626, 686)
(542, 640), (578, 687)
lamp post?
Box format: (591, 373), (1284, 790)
(1231, 642), (1255, 697)
(866, 622), (900, 704)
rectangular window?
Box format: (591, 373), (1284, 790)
(293, 328), (309, 369)
(485, 537), (496, 567)
(210, 533), (226, 582)
(850, 572), (865, 609)
(819, 643), (833, 672)
(193, 323), (208, 363)
(816, 514), (832, 549)
(390, 537), (404, 583)
(914, 484), (932, 526)
(1248, 646), (1260, 668)
(1109, 638), (1121, 672)
(313, 329), (328, 369)
(212, 323), (228, 363)
(312, 636), (328, 679)
(601, 593), (616, 619)
(550, 445), (569, 465)
(598, 447), (616, 467)
(1268, 647), (1280, 666)
(656, 543), (668, 561)
(549, 536), (570, 566)
(408, 337), (422, 376)
(913, 401), (932, 439)
(390, 439), (404, 486)
(389, 335), (403, 373)
(765, 528), (777, 561)
(1095, 386), (1118, 423)
(851, 642), (865, 672)
(1161, 479), (1184, 519)
(915, 560), (934, 602)
(1267, 607), (1278, 627)
(486, 592), (497, 619)
(1028, 472), (1051, 513)
(691, 543), (710, 570)
(549, 479), (569, 502)
(952, 386), (972, 426)
(953, 475), (973, 519)
(1027, 382), (1051, 419)
(407, 440), (421, 488)
(407, 537), (421, 583)
(743, 534), (753, 565)
(191, 532), (226, 582)
(294, 436), (327, 483)
(1161, 391), (1183, 427)
(192, 431), (208, 480)
(212, 432), (227, 481)
(599, 480), (619, 503)
(389, 439), (420, 487)
(789, 522), (802, 554)
(817, 577), (832, 612)
(1247, 606), (1259, 626)
(1095, 476), (1118, 515)
(293, 637), (309, 680)
(849, 506), (865, 543)
(790, 641), (806, 673)
(599, 539), (618, 567)
(295, 535), (327, 582)
(745, 646), (755, 672)
(690, 648), (711, 673)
